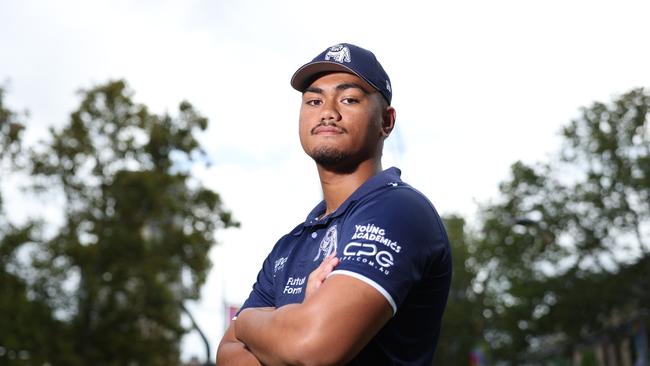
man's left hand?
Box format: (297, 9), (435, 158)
(305, 253), (339, 300)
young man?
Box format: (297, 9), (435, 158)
(216, 43), (452, 366)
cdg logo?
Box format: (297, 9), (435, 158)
(343, 242), (394, 268)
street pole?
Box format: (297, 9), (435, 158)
(181, 302), (215, 366)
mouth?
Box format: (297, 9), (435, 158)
(311, 124), (346, 135)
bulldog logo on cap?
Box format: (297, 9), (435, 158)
(324, 44), (351, 63)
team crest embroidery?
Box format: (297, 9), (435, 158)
(324, 45), (351, 63)
(313, 225), (338, 261)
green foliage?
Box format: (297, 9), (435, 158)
(1, 86), (61, 366)
(434, 215), (486, 365)
(0, 86), (25, 162)
(0, 81), (236, 365)
(471, 88), (650, 362)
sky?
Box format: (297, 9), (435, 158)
(2, 0), (650, 362)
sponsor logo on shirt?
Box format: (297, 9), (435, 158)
(343, 242), (394, 267)
(273, 256), (288, 277)
(283, 276), (306, 295)
(351, 223), (401, 253)
(341, 223), (402, 276)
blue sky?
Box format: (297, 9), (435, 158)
(2, 0), (650, 362)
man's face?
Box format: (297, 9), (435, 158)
(299, 72), (389, 170)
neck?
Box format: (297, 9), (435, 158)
(316, 159), (382, 217)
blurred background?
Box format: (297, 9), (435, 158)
(1, 1), (649, 365)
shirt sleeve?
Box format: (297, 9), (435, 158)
(237, 246), (278, 315)
(329, 187), (449, 314)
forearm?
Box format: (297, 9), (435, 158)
(217, 324), (264, 366)
(234, 255), (342, 365)
(232, 263), (391, 366)
(216, 341), (263, 366)
(235, 304), (316, 366)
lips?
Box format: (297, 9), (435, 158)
(311, 124), (345, 135)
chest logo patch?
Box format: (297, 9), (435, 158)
(313, 225), (338, 261)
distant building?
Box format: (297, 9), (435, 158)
(523, 314), (649, 366)
(225, 303), (240, 330)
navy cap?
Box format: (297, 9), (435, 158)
(290, 43), (392, 104)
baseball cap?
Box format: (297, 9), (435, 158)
(290, 43), (392, 104)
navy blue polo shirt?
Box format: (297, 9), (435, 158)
(239, 167), (452, 365)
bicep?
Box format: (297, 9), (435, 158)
(300, 273), (393, 364)
(232, 267), (392, 365)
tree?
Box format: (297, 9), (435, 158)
(1, 87), (70, 366)
(0, 86), (25, 163)
(1, 80), (236, 365)
(472, 88), (650, 362)
(433, 215), (486, 365)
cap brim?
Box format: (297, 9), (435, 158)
(290, 61), (362, 92)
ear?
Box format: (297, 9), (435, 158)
(381, 106), (396, 137)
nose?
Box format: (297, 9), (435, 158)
(320, 99), (342, 123)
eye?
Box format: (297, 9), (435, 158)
(341, 97), (359, 104)
(305, 98), (323, 106)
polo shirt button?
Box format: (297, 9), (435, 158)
(311, 232), (317, 239)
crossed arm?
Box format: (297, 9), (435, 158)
(216, 256), (393, 366)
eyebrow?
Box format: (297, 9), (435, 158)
(303, 82), (371, 95)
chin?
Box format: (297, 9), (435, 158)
(310, 147), (368, 174)
(310, 146), (349, 167)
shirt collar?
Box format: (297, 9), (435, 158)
(303, 167), (403, 227)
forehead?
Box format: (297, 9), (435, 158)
(305, 72), (377, 94)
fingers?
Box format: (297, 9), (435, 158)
(310, 253), (339, 282)
(305, 253), (340, 300)
(321, 253), (340, 277)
